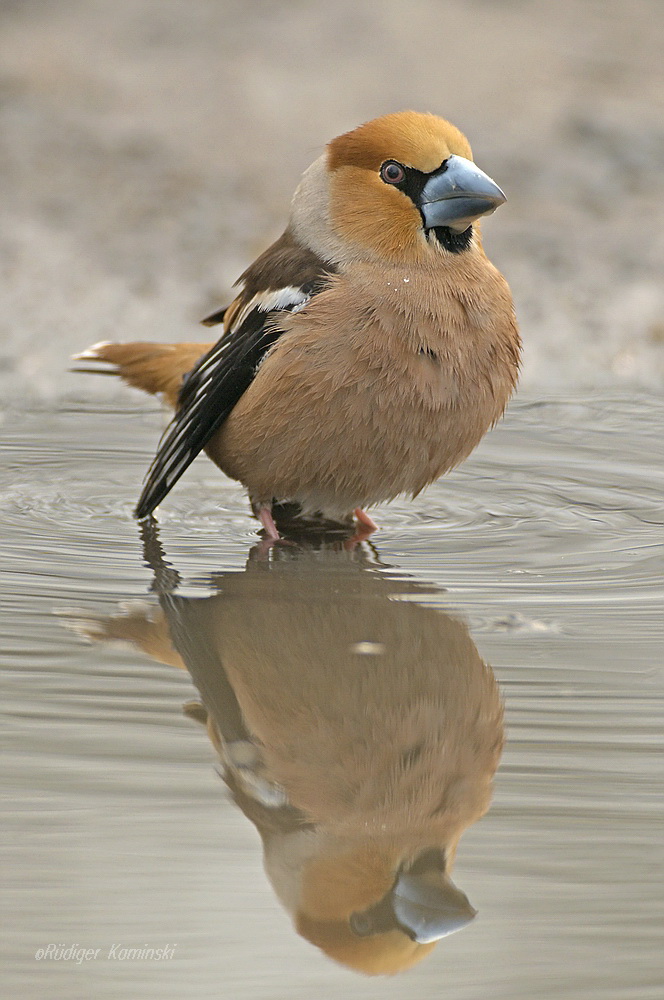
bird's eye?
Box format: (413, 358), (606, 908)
(380, 161), (405, 185)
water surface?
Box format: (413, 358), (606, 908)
(2, 395), (663, 998)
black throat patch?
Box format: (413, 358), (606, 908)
(431, 225), (473, 254)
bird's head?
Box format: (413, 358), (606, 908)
(290, 111), (506, 267)
(291, 840), (476, 975)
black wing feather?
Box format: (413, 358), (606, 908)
(135, 227), (336, 519)
(200, 306), (227, 327)
(135, 309), (280, 518)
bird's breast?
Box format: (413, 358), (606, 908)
(209, 264), (519, 513)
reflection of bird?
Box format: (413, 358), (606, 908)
(74, 111), (520, 537)
(66, 537), (504, 975)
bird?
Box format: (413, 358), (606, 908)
(64, 533), (505, 975)
(73, 111), (520, 538)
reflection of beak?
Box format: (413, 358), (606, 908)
(419, 153), (506, 234)
(392, 869), (477, 943)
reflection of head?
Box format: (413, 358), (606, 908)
(66, 538), (503, 975)
(293, 843), (477, 974)
(297, 915), (437, 975)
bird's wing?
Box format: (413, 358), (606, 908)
(135, 232), (334, 518)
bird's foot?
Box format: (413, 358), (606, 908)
(353, 508), (378, 532)
(257, 506), (281, 541)
(343, 509), (379, 550)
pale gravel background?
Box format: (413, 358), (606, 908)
(1, 0), (663, 401)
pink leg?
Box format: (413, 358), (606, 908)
(343, 508), (379, 550)
(257, 506), (280, 541)
(353, 507), (378, 532)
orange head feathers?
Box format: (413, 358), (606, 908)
(291, 110), (505, 266)
(328, 111), (474, 174)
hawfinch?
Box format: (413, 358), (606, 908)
(74, 111), (520, 537)
(65, 536), (504, 975)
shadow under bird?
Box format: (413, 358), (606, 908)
(65, 535), (504, 974)
(73, 111), (520, 538)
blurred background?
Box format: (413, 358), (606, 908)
(1, 0), (663, 400)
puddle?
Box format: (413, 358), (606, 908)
(2, 395), (663, 998)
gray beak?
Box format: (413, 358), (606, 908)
(391, 869), (477, 943)
(419, 154), (506, 233)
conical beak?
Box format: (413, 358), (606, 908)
(419, 153), (506, 233)
(391, 868), (477, 943)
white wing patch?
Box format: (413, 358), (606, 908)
(230, 285), (311, 334)
(256, 286), (310, 312)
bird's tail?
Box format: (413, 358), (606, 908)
(71, 340), (212, 408)
(58, 601), (185, 669)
